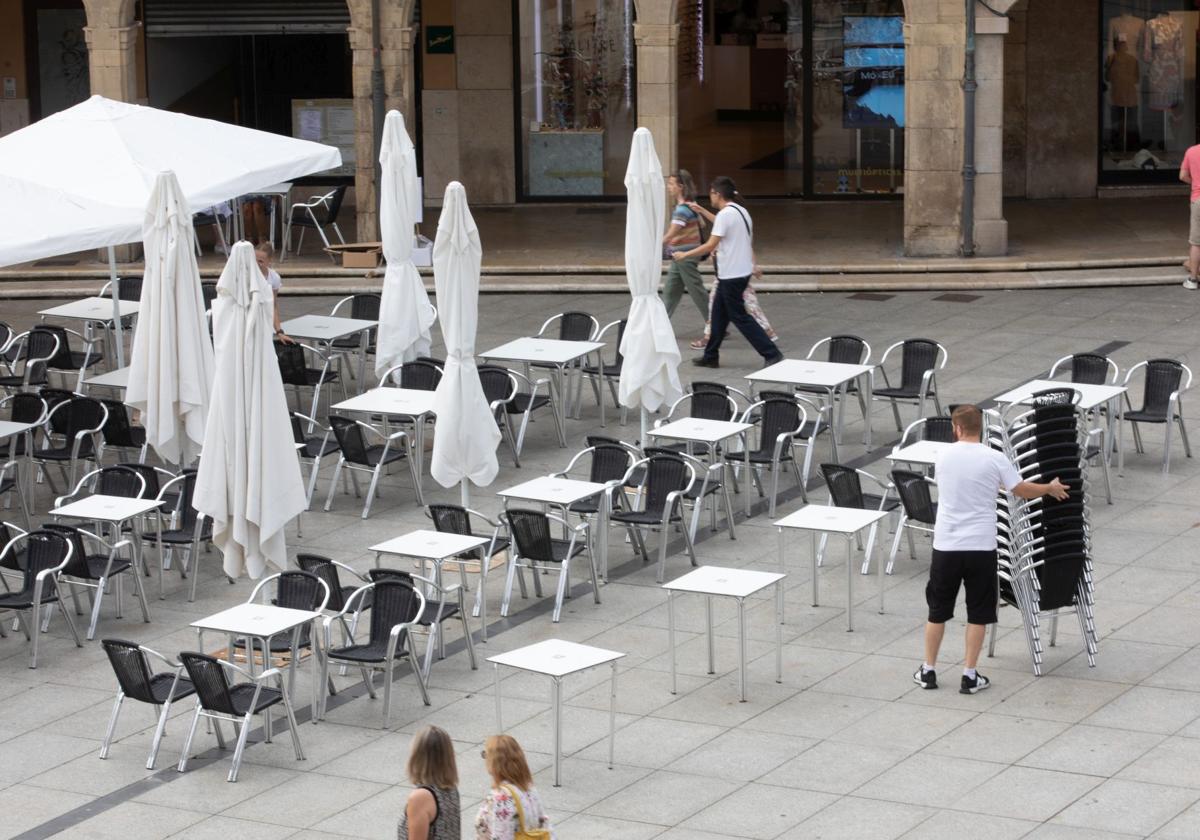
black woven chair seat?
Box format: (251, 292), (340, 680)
(873, 385), (928, 399)
(148, 673), (196, 703)
(797, 382), (858, 395)
(0, 374), (46, 388)
(233, 627), (313, 654)
(300, 369), (338, 386)
(301, 437), (340, 459)
(794, 421), (826, 440)
(568, 495), (605, 515)
(526, 538), (588, 563)
(74, 553), (133, 580)
(327, 638), (403, 663)
(1124, 408), (1169, 424)
(416, 599), (459, 625)
(611, 509), (684, 526)
(0, 587), (57, 608)
(725, 448), (791, 465)
(362, 444), (407, 467)
(507, 393), (551, 414)
(331, 335), (376, 351)
(582, 360), (621, 377)
(225, 682), (283, 715)
(683, 480), (723, 501)
(33, 443), (95, 461)
(62, 350), (105, 370)
(148, 524), (213, 545)
(863, 493), (901, 512)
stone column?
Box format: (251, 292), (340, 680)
(82, 0), (138, 103)
(972, 2), (1018, 255)
(633, 0), (679, 176)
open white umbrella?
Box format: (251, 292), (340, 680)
(194, 242), (306, 581)
(430, 182), (500, 505)
(0, 95), (341, 366)
(125, 171), (214, 467)
(375, 111), (436, 377)
(618, 127), (682, 440)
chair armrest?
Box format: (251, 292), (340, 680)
(139, 645), (183, 670)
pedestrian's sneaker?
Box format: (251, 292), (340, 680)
(1184, 277), (1199, 290)
(913, 666), (937, 690)
(960, 673), (991, 694)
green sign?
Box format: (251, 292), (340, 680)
(426, 26), (454, 54)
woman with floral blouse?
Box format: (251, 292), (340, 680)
(475, 735), (555, 840)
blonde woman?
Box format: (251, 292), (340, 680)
(398, 726), (460, 840)
(475, 735), (555, 840)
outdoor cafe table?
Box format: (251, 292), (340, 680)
(647, 417), (755, 523)
(51, 495), (164, 597)
(190, 602), (323, 719)
(775, 505), (889, 631)
(489, 639), (624, 787)
(993, 379), (1127, 474)
(281, 314), (379, 397)
(0, 420), (36, 523)
(887, 439), (953, 468)
(480, 337), (606, 437)
(83, 365), (130, 394)
(40, 297), (142, 367)
(497, 475), (612, 581)
(331, 387), (436, 486)
(663, 565), (785, 702)
(369, 529), (493, 639)
(745, 358), (875, 448)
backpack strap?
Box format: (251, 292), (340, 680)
(500, 784), (529, 833)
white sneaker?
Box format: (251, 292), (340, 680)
(1184, 278), (1198, 290)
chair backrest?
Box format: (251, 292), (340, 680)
(681, 390), (737, 422)
(898, 339), (942, 390)
(641, 453), (691, 516)
(50, 397), (107, 453)
(340, 293), (381, 322)
(40, 388), (75, 433)
(180, 651), (239, 715)
(478, 365), (516, 406)
(328, 415), (370, 465)
(588, 444), (633, 485)
(365, 578), (422, 648)
(325, 185), (348, 220)
(269, 570), (326, 612)
(1069, 353), (1113, 385)
(553, 312), (597, 341)
(1140, 359), (1185, 415)
(756, 396), (802, 451)
(0, 521), (21, 570)
(290, 414), (307, 445)
(400, 360), (442, 391)
(96, 465), (147, 498)
(119, 463), (166, 499)
(613, 320), (627, 365)
(15, 530), (71, 596)
(820, 463), (866, 509)
(505, 508), (560, 563)
(0, 321), (11, 353)
(1029, 388), (1080, 407)
(40, 523), (92, 579)
(31, 325), (77, 371)
(276, 343), (310, 386)
(102, 639), (161, 704)
(15, 331), (58, 384)
(100, 399), (141, 447)
(168, 470), (200, 531)
(825, 335), (869, 365)
(891, 469), (937, 524)
(922, 416), (955, 443)
(200, 282), (218, 312)
(7, 393), (47, 425)
(295, 554), (347, 612)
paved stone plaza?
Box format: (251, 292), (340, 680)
(2, 283), (1199, 840)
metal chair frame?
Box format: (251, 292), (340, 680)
(1122, 359), (1193, 475)
(613, 454), (699, 583)
(579, 319), (627, 427)
(499, 509), (600, 623)
(887, 469), (938, 575)
(1048, 353), (1120, 385)
(479, 365), (524, 466)
(291, 411), (339, 508)
(816, 464), (897, 572)
(803, 334), (872, 426)
(284, 187), (347, 259)
(365, 567), (478, 680)
(33, 324), (104, 392)
(873, 339), (949, 431)
(141, 471), (211, 602)
(329, 293), (382, 384)
(277, 341), (346, 422)
(32, 396), (109, 492)
(425, 504), (508, 641)
(100, 640), (195, 769)
(0, 530), (81, 667)
(323, 416), (424, 518)
(0, 330), (60, 393)
(536, 311), (600, 418)
(730, 396), (814, 517)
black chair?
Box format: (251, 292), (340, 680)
(819, 463), (899, 572)
(141, 470), (212, 602)
(873, 338), (948, 431)
(611, 453), (698, 583)
(0, 529), (81, 667)
(330, 293), (382, 381)
(555, 442), (636, 526)
(366, 567), (478, 680)
(381, 359), (443, 391)
(800, 334), (872, 424)
(580, 318), (627, 426)
(535, 311), (600, 416)
(31, 396), (108, 491)
(479, 365), (522, 466)
(646, 446), (734, 543)
(897, 415), (956, 448)
(319, 578), (430, 727)
(0, 330), (59, 393)
(427, 503), (508, 641)
(177, 651), (305, 782)
(33, 325), (104, 391)
(100, 639), (195, 769)
(99, 399), (148, 463)
(276, 341), (343, 420)
(500, 508), (599, 623)
(291, 412), (339, 508)
(232, 571), (330, 693)
(0, 393), (47, 460)
(1123, 359), (1193, 475)
(728, 396), (812, 516)
(285, 186), (348, 258)
(100, 275), (144, 304)
(200, 282), (218, 313)
(323, 415), (423, 519)
(505, 367), (566, 454)
(1049, 352), (1119, 386)
(888, 469), (938, 574)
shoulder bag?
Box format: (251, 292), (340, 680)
(500, 785), (550, 840)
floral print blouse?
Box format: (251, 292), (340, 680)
(474, 784), (555, 840)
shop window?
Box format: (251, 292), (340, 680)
(516, 0), (636, 198)
(1101, 1), (1198, 180)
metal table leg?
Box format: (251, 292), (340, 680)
(811, 530), (819, 607)
(874, 524), (885, 615)
(775, 580), (783, 684)
(705, 595), (715, 675)
(737, 597), (747, 702)
(777, 527), (786, 623)
(493, 663), (502, 730)
(865, 370), (874, 449)
(668, 590), (677, 694)
(846, 534), (855, 632)
(552, 676), (563, 787)
(608, 662), (618, 770)
(743, 433), (751, 517)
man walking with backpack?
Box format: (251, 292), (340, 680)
(672, 176), (784, 369)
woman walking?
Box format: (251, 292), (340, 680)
(475, 734), (555, 839)
(661, 169), (708, 330)
(398, 726), (460, 840)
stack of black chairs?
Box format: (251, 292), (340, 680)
(987, 392), (1098, 676)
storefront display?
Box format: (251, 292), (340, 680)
(1101, 1), (1198, 179)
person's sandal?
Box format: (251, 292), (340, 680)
(689, 337), (707, 350)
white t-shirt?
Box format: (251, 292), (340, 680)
(264, 267), (282, 292)
(710, 203), (754, 280)
(932, 442), (1022, 552)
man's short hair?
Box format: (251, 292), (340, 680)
(951, 404), (982, 436)
(709, 176), (737, 201)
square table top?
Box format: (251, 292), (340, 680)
(887, 439), (954, 466)
(191, 603), (321, 638)
(281, 314), (377, 342)
(371, 529), (489, 560)
(649, 418), (755, 445)
(40, 297), (140, 321)
(333, 387), (437, 417)
(487, 639), (625, 677)
(85, 366), (130, 390)
(497, 475), (607, 506)
(245, 182), (292, 196)
(481, 337), (605, 366)
(993, 379), (1127, 412)
(746, 358), (873, 388)
(0, 420), (33, 441)
(775, 504), (889, 535)
(52, 495), (162, 522)
(663, 565), (786, 598)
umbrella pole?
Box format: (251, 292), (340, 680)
(107, 246), (126, 368)
(640, 408), (648, 452)
(461, 480), (470, 508)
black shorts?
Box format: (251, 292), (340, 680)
(926, 549), (998, 625)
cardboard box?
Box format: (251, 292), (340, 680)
(326, 242), (382, 269)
